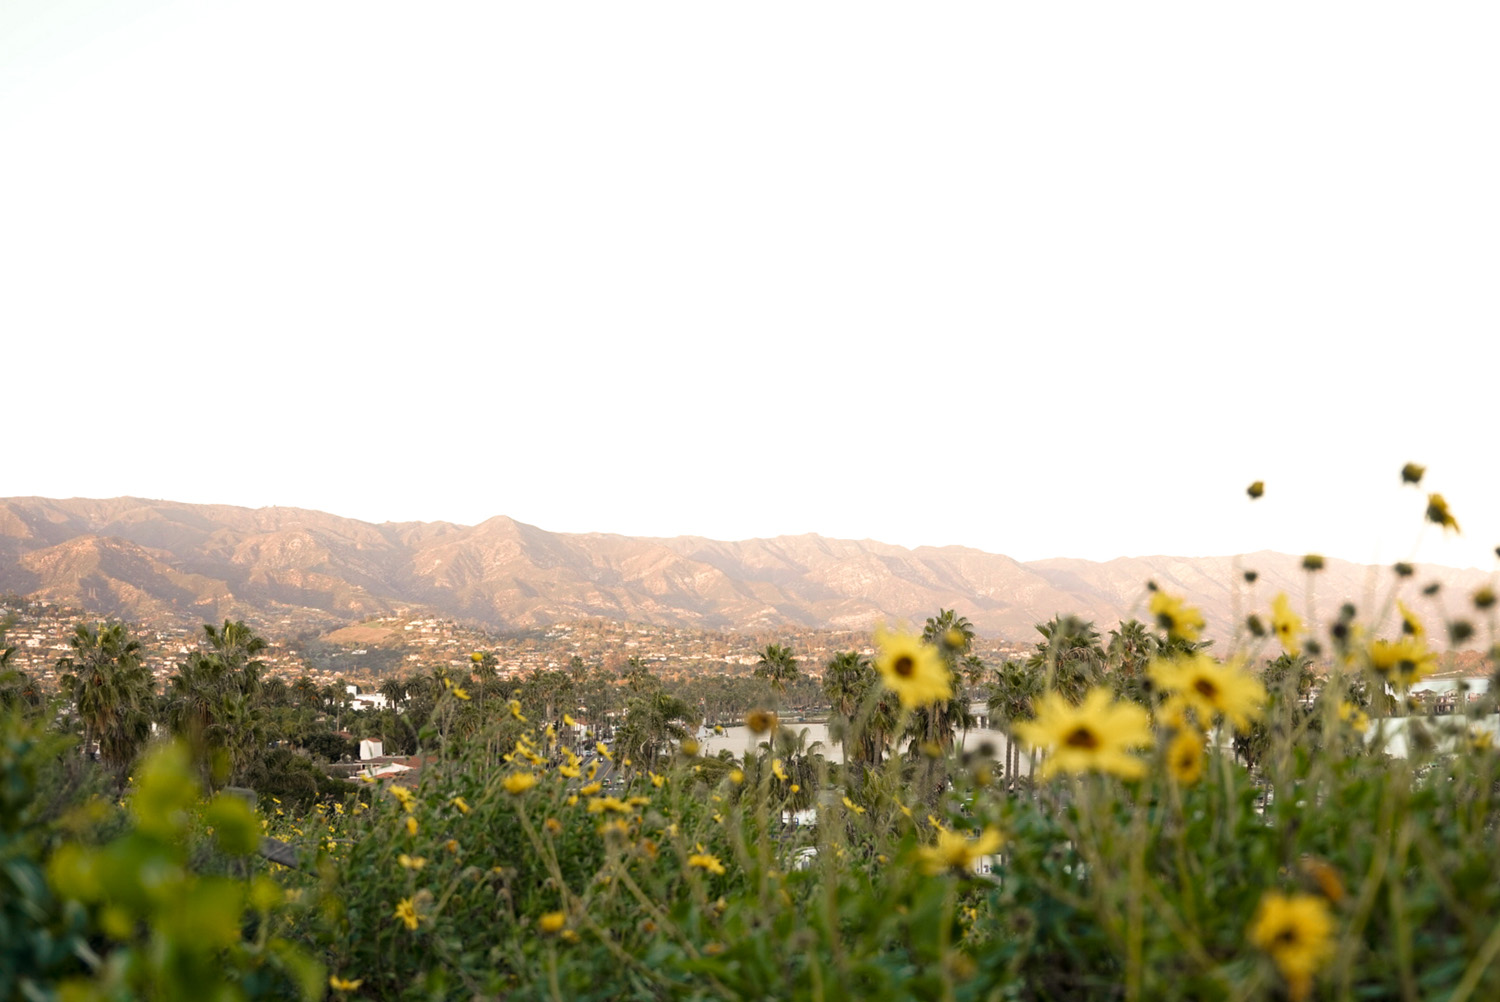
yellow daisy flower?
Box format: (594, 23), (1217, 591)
(1014, 688), (1153, 781)
(539, 911), (567, 934)
(1270, 593), (1302, 656)
(729, 769), (745, 785)
(1149, 590), (1205, 643)
(914, 827), (1003, 876)
(397, 853), (426, 870)
(509, 700), (527, 722)
(771, 759), (789, 782)
(586, 796), (632, 815)
(579, 781), (603, 796)
(503, 773), (538, 795)
(404, 816), (419, 837)
(1426, 493), (1460, 533)
(1337, 701), (1369, 734)
(329, 975), (364, 991)
(1362, 636), (1436, 687)
(1149, 653), (1266, 734)
(1397, 600), (1425, 639)
(873, 627), (952, 709)
(745, 709), (778, 734)
(1248, 892), (1335, 1002)
(450, 796), (470, 815)
(841, 796), (866, 814)
(393, 897), (420, 930)
(688, 853), (726, 875)
(1165, 729), (1205, 786)
(389, 786), (415, 813)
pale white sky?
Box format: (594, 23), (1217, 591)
(3, 2), (1497, 571)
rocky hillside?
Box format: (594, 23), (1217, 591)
(0, 497), (1490, 643)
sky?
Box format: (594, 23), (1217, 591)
(3, 2), (1498, 572)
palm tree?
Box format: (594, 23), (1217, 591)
(822, 651), (897, 784)
(1028, 615), (1106, 704)
(753, 644), (800, 708)
(1107, 619), (1159, 707)
(986, 659), (1043, 790)
(165, 620), (269, 788)
(57, 622), (154, 780)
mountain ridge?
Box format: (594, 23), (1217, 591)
(0, 496), (1490, 643)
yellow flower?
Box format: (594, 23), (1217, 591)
(503, 773), (538, 795)
(680, 738), (700, 756)
(509, 700), (527, 722)
(1014, 688), (1154, 781)
(544, 817), (563, 835)
(563, 713), (577, 727)
(404, 816), (419, 837)
(1362, 636), (1436, 687)
(445, 839), (459, 854)
(688, 853), (726, 875)
(729, 769), (745, 785)
(393, 897), (420, 930)
(470, 651), (484, 663)
(579, 781), (603, 796)
(650, 772), (665, 788)
(596, 742), (613, 761)
(450, 796), (470, 815)
(329, 975), (364, 991)
(771, 759), (788, 782)
(1149, 590), (1205, 643)
(1337, 701), (1369, 734)
(444, 679), (470, 700)
(1166, 729), (1205, 786)
(914, 827), (1003, 876)
(539, 911), (567, 934)
(558, 764), (580, 778)
(1149, 653), (1266, 733)
(1248, 892), (1335, 1001)
(745, 709), (778, 734)
(873, 627), (952, 709)
(841, 795), (866, 814)
(397, 853), (426, 870)
(1271, 593), (1302, 656)
(1426, 493), (1460, 533)
(587, 796), (632, 815)
(1397, 600), (1425, 639)
(389, 786), (415, 813)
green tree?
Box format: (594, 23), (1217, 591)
(165, 620), (268, 789)
(1028, 615), (1106, 704)
(753, 643), (800, 707)
(56, 621), (154, 781)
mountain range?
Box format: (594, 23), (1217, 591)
(1, 497), (1491, 644)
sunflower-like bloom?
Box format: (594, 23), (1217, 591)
(1014, 688), (1154, 780)
(393, 897), (420, 930)
(330, 976), (364, 991)
(1248, 891), (1335, 1001)
(1149, 590), (1205, 643)
(397, 853), (426, 870)
(1166, 729), (1205, 786)
(404, 816), (419, 837)
(586, 796), (632, 815)
(450, 796), (470, 815)
(1362, 636), (1436, 687)
(745, 709), (778, 734)
(509, 699), (527, 722)
(771, 758), (789, 782)
(539, 911), (567, 934)
(1270, 593), (1302, 656)
(874, 627), (952, 709)
(914, 827), (1004, 876)
(1396, 600), (1425, 639)
(1337, 701), (1370, 734)
(1149, 653), (1266, 734)
(502, 772), (538, 795)
(579, 781), (602, 796)
(1426, 493), (1460, 533)
(841, 795), (866, 814)
(688, 853), (727, 875)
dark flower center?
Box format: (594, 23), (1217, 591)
(1193, 678), (1220, 700)
(894, 655), (915, 677)
(1064, 726), (1100, 750)
(1273, 927), (1299, 947)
